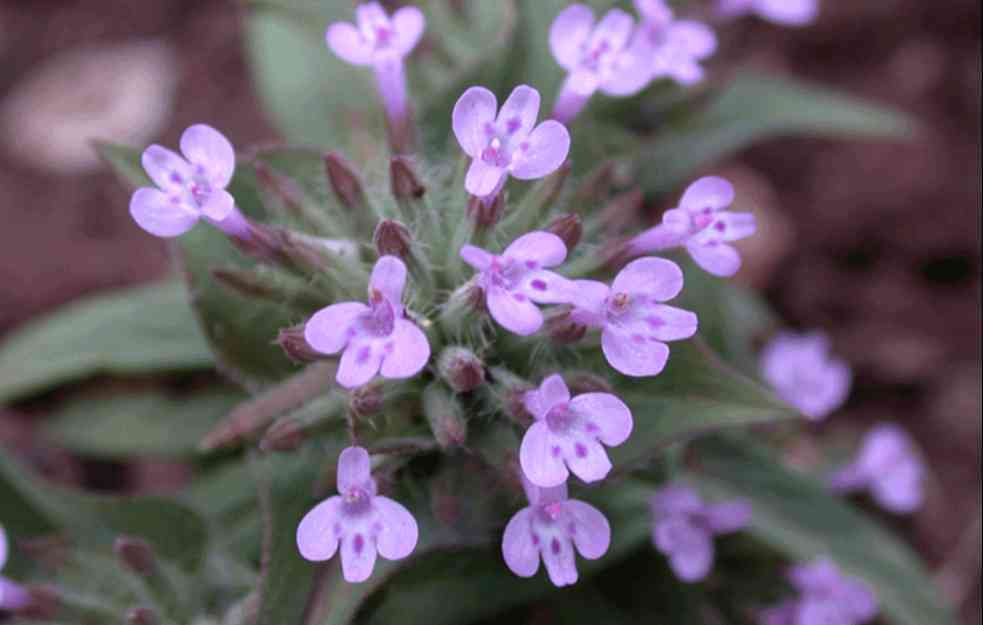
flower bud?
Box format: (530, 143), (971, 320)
(350, 381), (388, 418)
(600, 187), (644, 231)
(254, 161), (305, 221)
(423, 383), (468, 449)
(567, 371), (613, 395)
(114, 536), (156, 576)
(437, 346), (485, 393)
(276, 325), (325, 363)
(545, 306), (586, 344)
(390, 156), (425, 199)
(467, 192), (505, 227)
(547, 213), (583, 253)
(127, 607), (161, 625)
(374, 219), (413, 258)
(488, 367), (534, 426)
(260, 393), (346, 453)
(324, 152), (366, 209)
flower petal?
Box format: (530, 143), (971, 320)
(340, 531), (378, 582)
(754, 0), (818, 26)
(541, 534), (578, 587)
(599, 35), (656, 96)
(670, 537), (714, 582)
(504, 231), (567, 267)
(373, 496), (419, 560)
(141, 144), (192, 193)
(180, 124), (235, 189)
(497, 85), (541, 139)
(305, 302), (368, 355)
(296, 496), (344, 561)
(703, 500), (752, 534)
(453, 87), (498, 158)
(520, 270), (576, 304)
(338, 341), (384, 388)
(460, 245), (494, 271)
(129, 187), (199, 238)
(635, 0), (673, 22)
(641, 304), (699, 342)
(563, 436), (612, 483)
(511, 120), (571, 181)
(0, 576), (31, 611)
(370, 255), (408, 308)
(199, 188), (235, 222)
(565, 500), (611, 560)
(612, 257), (684, 301)
(326, 22), (374, 66)
(0, 526), (8, 569)
(667, 20), (717, 59)
(549, 4), (595, 70)
(502, 508), (540, 577)
(380, 319), (430, 379)
(570, 393), (633, 446)
(520, 422), (569, 487)
(589, 9), (635, 54)
(337, 446), (373, 494)
(391, 6), (425, 56)
(686, 241), (741, 277)
(522, 476), (568, 506)
(487, 286), (544, 336)
(466, 158), (508, 198)
(602, 327), (670, 377)
(702, 211), (757, 243)
(679, 176), (734, 213)
(540, 374), (572, 409)
(650, 485), (703, 517)
(871, 462), (923, 514)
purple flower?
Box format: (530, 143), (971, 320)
(571, 257), (698, 377)
(502, 477), (611, 587)
(717, 0), (819, 27)
(549, 5), (655, 123)
(326, 3), (424, 145)
(520, 374), (633, 487)
(130, 124), (249, 239)
(297, 446), (419, 583)
(452, 85), (570, 205)
(829, 423), (924, 514)
(460, 231), (573, 336)
(305, 256), (430, 389)
(634, 0), (717, 85)
(650, 484), (751, 582)
(759, 558), (878, 625)
(628, 176), (756, 277)
(0, 526), (30, 611)
(760, 331), (851, 421)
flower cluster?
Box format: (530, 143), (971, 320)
(0, 526), (31, 612)
(759, 559), (877, 625)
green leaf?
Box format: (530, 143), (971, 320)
(43, 388), (246, 459)
(691, 437), (957, 625)
(635, 71), (916, 194)
(0, 281), (214, 404)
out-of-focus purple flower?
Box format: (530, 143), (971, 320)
(502, 477), (610, 587)
(650, 484), (751, 582)
(571, 257), (698, 377)
(628, 177), (756, 277)
(0, 526), (30, 611)
(759, 558), (878, 625)
(760, 331), (851, 420)
(717, 0), (819, 27)
(305, 256), (430, 389)
(520, 374), (632, 487)
(634, 0), (717, 85)
(326, 2), (424, 146)
(549, 5), (655, 123)
(297, 446), (418, 583)
(829, 423), (924, 514)
(461, 231), (573, 336)
(130, 124), (249, 239)
(453, 85), (570, 205)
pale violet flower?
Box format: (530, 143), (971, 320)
(502, 477), (610, 587)
(130, 124), (249, 239)
(571, 257), (698, 377)
(0, 526), (30, 611)
(305, 256), (430, 389)
(549, 5), (655, 123)
(461, 231), (573, 336)
(635, 0), (717, 85)
(628, 176), (757, 277)
(829, 423), (924, 514)
(452, 85), (570, 205)
(297, 446), (418, 583)
(520, 374), (633, 487)
(326, 2), (424, 147)
(650, 484), (751, 582)
(717, 0), (819, 27)
(760, 331), (851, 421)
(759, 558), (878, 625)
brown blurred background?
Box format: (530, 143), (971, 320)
(0, 0), (979, 622)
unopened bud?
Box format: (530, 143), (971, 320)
(577, 160), (616, 201)
(437, 346), (485, 393)
(544, 306), (586, 344)
(567, 372), (613, 395)
(127, 607), (161, 625)
(212, 267), (278, 300)
(350, 382), (385, 417)
(374, 219), (413, 258)
(254, 161), (306, 221)
(489, 367), (534, 426)
(260, 394), (345, 452)
(324, 152), (366, 209)
(260, 419), (305, 452)
(547, 213), (583, 253)
(390, 156), (425, 199)
(276, 325), (324, 363)
(600, 187), (644, 231)
(114, 536), (156, 576)
(468, 192), (505, 227)
(423, 383), (468, 449)
(22, 585), (60, 619)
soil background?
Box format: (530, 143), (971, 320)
(0, 1), (979, 623)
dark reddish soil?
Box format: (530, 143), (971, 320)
(0, 1), (979, 623)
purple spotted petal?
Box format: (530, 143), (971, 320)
(550, 4), (595, 70)
(503, 231), (567, 267)
(487, 287), (544, 336)
(200, 188), (235, 222)
(538, 374), (572, 414)
(453, 87), (498, 158)
(129, 187), (199, 238)
(373, 496), (419, 560)
(566, 500), (611, 559)
(569, 393), (633, 446)
(340, 531), (378, 582)
(612, 257), (685, 301)
(541, 533), (579, 587)
(520, 422), (570, 487)
(460, 245), (494, 271)
(370, 255), (407, 308)
(338, 446), (373, 494)
(327, 22), (374, 65)
(589, 9), (635, 54)
(602, 327), (670, 377)
(391, 6), (425, 56)
(642, 304), (699, 341)
(686, 241), (742, 277)
(305, 302), (368, 355)
(497, 85), (541, 139)
(338, 341), (384, 388)
(563, 436), (613, 484)
(598, 35), (657, 97)
(466, 159), (507, 197)
(296, 496), (344, 561)
(510, 120), (571, 181)
(704, 500), (752, 534)
(701, 211), (757, 243)
(679, 176), (735, 213)
(520, 270), (576, 304)
(179, 124), (235, 189)
(380, 319), (430, 379)
(502, 508), (540, 577)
